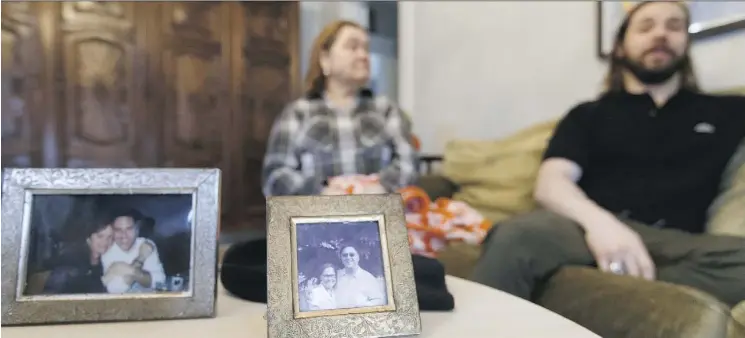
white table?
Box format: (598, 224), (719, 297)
(2, 276), (599, 337)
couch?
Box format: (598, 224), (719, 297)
(419, 88), (745, 338)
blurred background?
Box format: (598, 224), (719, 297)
(2, 1), (743, 242)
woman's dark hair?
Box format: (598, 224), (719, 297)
(317, 263), (336, 277)
(84, 221), (111, 238)
(603, 1), (699, 93)
(84, 210), (114, 238)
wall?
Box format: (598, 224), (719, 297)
(399, 2), (745, 155)
(368, 1), (398, 101)
(369, 35), (398, 101)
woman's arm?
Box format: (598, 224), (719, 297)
(262, 103), (323, 196)
(378, 100), (420, 191)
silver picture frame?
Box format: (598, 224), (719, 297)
(1, 168), (221, 326)
(266, 194), (421, 338)
(597, 1), (745, 59)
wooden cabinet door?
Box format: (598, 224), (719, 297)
(154, 2), (235, 215)
(156, 2), (231, 168)
(229, 2), (300, 228)
(1, 2), (44, 168)
(54, 2), (151, 168)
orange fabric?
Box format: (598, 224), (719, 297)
(323, 175), (492, 257)
(411, 134), (421, 151)
(401, 186), (492, 257)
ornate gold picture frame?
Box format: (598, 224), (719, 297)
(266, 194), (421, 338)
(1, 168), (221, 326)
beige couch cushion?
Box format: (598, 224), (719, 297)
(732, 301), (745, 337)
(706, 87), (745, 238)
(706, 137), (745, 238)
(441, 120), (558, 223)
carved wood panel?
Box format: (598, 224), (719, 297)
(1, 1), (300, 231)
(230, 2), (300, 224)
(156, 2), (236, 216)
(58, 2), (148, 168)
(1, 2), (44, 168)
(159, 2), (230, 168)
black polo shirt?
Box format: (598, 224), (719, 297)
(543, 89), (745, 233)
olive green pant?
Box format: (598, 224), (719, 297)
(471, 209), (745, 307)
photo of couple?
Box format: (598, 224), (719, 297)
(23, 194), (193, 296)
(294, 218), (391, 314)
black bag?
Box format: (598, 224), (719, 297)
(220, 239), (455, 311)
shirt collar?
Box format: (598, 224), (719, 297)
(339, 267), (360, 278)
(604, 86), (697, 101)
(305, 88), (374, 101)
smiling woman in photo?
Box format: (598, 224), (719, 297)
(305, 263), (338, 311)
(43, 222), (113, 295)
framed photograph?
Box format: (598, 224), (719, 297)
(597, 1), (745, 58)
(266, 194), (421, 338)
(1, 168), (221, 326)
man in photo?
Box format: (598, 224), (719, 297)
(334, 245), (385, 308)
(101, 210), (166, 293)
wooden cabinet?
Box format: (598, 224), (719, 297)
(1, 1), (300, 230)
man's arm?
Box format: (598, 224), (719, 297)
(262, 103), (323, 197)
(534, 103), (615, 229)
(378, 99), (420, 191)
(136, 242), (166, 288)
(534, 159), (618, 231)
(534, 103), (654, 280)
(361, 271), (386, 306)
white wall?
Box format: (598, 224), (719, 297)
(370, 36), (399, 101)
(399, 2), (745, 155)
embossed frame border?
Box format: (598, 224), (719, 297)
(267, 194), (422, 338)
(1, 168), (221, 326)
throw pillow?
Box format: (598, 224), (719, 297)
(706, 137), (745, 237)
(442, 120), (558, 223)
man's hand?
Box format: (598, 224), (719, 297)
(535, 159), (656, 280)
(137, 240), (154, 262)
(102, 262), (137, 285)
(582, 213), (656, 280)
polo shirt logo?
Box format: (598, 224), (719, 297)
(693, 122), (716, 134)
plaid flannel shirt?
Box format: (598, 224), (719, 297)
(262, 92), (419, 196)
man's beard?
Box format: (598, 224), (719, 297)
(617, 53), (685, 85)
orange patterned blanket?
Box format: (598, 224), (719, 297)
(322, 175), (492, 257)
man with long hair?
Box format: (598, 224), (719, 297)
(471, 1), (745, 308)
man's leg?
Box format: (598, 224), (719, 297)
(627, 221), (745, 307)
(470, 209), (595, 300)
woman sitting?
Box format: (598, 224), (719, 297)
(262, 20), (419, 197)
